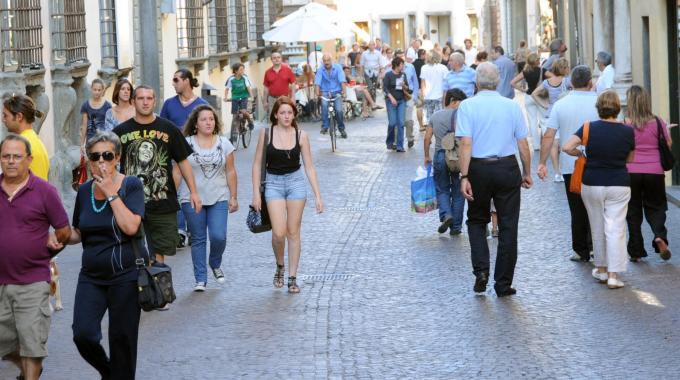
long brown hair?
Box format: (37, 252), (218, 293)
(112, 78), (134, 105)
(183, 104), (223, 136)
(270, 96), (298, 128)
(626, 85), (655, 130)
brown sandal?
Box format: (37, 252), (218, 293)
(287, 276), (300, 293)
(273, 264), (285, 288)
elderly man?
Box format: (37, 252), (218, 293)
(594, 51), (615, 94)
(360, 41), (383, 94)
(263, 51), (296, 115)
(315, 53), (347, 138)
(406, 39), (420, 63)
(0, 134), (71, 380)
(538, 65), (598, 262)
(491, 46), (516, 99)
(457, 62), (532, 297)
(442, 52), (477, 99)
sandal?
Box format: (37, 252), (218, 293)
(273, 264), (285, 288)
(287, 276), (300, 293)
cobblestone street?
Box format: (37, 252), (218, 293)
(3, 105), (680, 379)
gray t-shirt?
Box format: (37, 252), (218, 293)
(178, 135), (235, 206)
(428, 108), (456, 151)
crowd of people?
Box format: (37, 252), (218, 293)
(0, 33), (675, 379)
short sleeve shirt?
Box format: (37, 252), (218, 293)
(20, 129), (49, 181)
(73, 176), (148, 284)
(81, 100), (113, 140)
(263, 65), (295, 97)
(0, 174), (70, 285)
(575, 120), (635, 186)
(160, 96), (209, 130)
(226, 75), (252, 100)
(114, 117), (193, 213)
(420, 64), (449, 100)
(179, 135), (235, 206)
(428, 108), (456, 151)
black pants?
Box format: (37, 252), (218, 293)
(72, 279), (141, 380)
(626, 173), (668, 258)
(562, 174), (592, 259)
(467, 159), (521, 292)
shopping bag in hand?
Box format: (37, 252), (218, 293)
(411, 165), (437, 213)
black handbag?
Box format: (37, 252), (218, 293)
(120, 176), (176, 311)
(656, 117), (675, 171)
(247, 128), (272, 233)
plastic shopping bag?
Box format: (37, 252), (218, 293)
(410, 165), (437, 213)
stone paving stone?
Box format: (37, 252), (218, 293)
(2, 106), (680, 379)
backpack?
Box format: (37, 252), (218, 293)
(440, 110), (459, 172)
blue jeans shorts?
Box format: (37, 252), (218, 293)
(265, 169), (307, 201)
(231, 98), (248, 114)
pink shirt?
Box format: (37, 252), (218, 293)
(626, 118), (670, 174)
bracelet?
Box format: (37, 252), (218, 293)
(460, 174), (468, 180)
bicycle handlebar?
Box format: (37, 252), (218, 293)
(319, 95), (343, 101)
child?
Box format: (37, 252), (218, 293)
(80, 78), (112, 151)
(224, 63), (254, 131)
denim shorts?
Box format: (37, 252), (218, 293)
(231, 98), (248, 114)
(265, 169), (307, 201)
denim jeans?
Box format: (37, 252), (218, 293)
(433, 150), (465, 231)
(177, 210), (187, 235)
(181, 201), (228, 283)
(320, 92), (345, 131)
(386, 99), (405, 149)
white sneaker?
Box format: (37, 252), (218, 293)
(194, 282), (206, 292)
(212, 268), (226, 285)
(591, 268), (607, 283)
(554, 174), (564, 182)
(607, 277), (624, 289)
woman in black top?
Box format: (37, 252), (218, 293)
(48, 131), (147, 379)
(383, 57), (409, 152)
(252, 97), (323, 293)
(563, 91), (635, 289)
(511, 52), (543, 151)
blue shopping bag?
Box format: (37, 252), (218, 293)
(411, 165), (437, 213)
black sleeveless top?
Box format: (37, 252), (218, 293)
(523, 66), (541, 94)
(266, 125), (301, 175)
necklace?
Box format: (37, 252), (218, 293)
(90, 182), (109, 213)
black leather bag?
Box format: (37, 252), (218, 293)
(656, 117), (675, 171)
(247, 128), (272, 233)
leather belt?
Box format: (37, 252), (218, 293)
(471, 155), (515, 162)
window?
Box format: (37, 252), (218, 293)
(51, 0), (87, 64)
(0, 0), (43, 71)
(229, 0), (247, 50)
(268, 0), (277, 26)
(248, 0), (266, 47)
(208, 0), (229, 54)
(99, 0), (117, 67)
(176, 0), (205, 58)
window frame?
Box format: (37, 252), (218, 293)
(176, 0), (205, 59)
(0, 0), (44, 71)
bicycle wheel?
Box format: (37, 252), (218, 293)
(241, 124), (252, 149)
(230, 117), (240, 148)
(330, 116), (337, 152)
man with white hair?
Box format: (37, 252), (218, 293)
(442, 52), (476, 99)
(457, 62), (533, 297)
(594, 51), (615, 94)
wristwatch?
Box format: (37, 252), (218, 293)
(106, 194), (120, 202)
(460, 174), (469, 180)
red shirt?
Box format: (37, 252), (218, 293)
(263, 65), (295, 97)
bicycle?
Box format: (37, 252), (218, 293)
(320, 94), (342, 152)
(364, 73), (379, 102)
(225, 98), (252, 150)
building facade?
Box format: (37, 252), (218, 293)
(0, 0), (278, 199)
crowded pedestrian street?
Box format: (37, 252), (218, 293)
(4, 108), (679, 379)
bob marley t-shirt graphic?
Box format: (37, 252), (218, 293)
(114, 117), (192, 213)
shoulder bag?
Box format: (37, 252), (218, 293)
(247, 128), (272, 233)
(119, 176), (176, 311)
(569, 121), (590, 194)
(440, 110), (460, 172)
(71, 154), (88, 191)
(656, 117), (675, 171)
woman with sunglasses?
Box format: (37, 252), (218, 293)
(48, 131), (148, 379)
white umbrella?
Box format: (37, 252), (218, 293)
(271, 2), (370, 41)
(262, 13), (346, 42)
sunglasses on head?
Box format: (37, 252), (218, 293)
(88, 151), (116, 162)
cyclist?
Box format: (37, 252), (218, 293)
(315, 53), (347, 138)
(359, 41), (383, 97)
(224, 62), (254, 131)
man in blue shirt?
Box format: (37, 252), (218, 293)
(315, 53), (347, 138)
(491, 46), (517, 99)
(456, 62), (532, 297)
(442, 52), (476, 99)
(395, 49), (420, 148)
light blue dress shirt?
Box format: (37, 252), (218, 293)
(493, 55), (516, 99)
(315, 63), (346, 93)
(404, 62), (419, 99)
(456, 90), (528, 158)
(442, 66), (476, 98)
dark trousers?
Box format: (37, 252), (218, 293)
(626, 173), (668, 258)
(467, 159), (521, 292)
(72, 279), (141, 380)
(562, 174), (592, 259)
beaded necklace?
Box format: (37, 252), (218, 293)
(90, 182), (108, 213)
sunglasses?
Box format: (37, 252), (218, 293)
(172, 77), (183, 83)
(88, 151), (116, 162)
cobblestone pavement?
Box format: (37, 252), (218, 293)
(3, 104), (680, 379)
